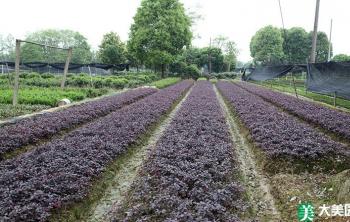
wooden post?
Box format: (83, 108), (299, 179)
(333, 91), (337, 107)
(12, 40), (21, 106)
(292, 72), (298, 99)
(61, 47), (72, 89)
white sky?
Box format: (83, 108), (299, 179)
(1, 0), (349, 62)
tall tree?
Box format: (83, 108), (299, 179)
(250, 25), (284, 65)
(223, 41), (238, 71)
(98, 32), (126, 64)
(283, 27), (309, 64)
(21, 29), (92, 63)
(128, 0), (192, 77)
(199, 47), (224, 73)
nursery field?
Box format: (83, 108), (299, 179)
(0, 80), (349, 221)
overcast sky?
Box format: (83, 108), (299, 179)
(1, 0), (349, 62)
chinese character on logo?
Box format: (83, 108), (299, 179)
(298, 203), (315, 222)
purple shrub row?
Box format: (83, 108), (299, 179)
(217, 81), (350, 173)
(0, 87), (157, 159)
(114, 81), (246, 222)
(236, 82), (350, 141)
(0, 80), (193, 221)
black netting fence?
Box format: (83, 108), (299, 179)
(241, 61), (350, 101)
(242, 65), (294, 81)
(0, 62), (130, 75)
(307, 62), (350, 100)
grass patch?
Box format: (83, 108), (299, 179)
(150, 77), (181, 89)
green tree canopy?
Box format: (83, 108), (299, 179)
(200, 47), (224, 73)
(283, 27), (309, 64)
(21, 29), (92, 64)
(98, 32), (126, 64)
(332, 54), (350, 62)
(250, 26), (332, 65)
(250, 25), (284, 65)
(128, 0), (192, 77)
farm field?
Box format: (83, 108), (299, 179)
(1, 79), (349, 221)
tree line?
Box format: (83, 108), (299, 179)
(1, 0), (349, 76)
(249, 25), (350, 65)
(0, 0), (238, 78)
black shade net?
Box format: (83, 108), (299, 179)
(307, 62), (350, 100)
(243, 65), (294, 81)
(50, 63), (85, 70)
(0, 61), (130, 73)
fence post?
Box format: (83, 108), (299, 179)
(291, 72), (298, 99)
(61, 47), (72, 89)
(333, 91), (337, 107)
(12, 40), (21, 106)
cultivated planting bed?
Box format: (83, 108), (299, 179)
(114, 81), (247, 221)
(236, 82), (350, 141)
(0, 80), (193, 221)
(0, 88), (157, 159)
(217, 81), (350, 174)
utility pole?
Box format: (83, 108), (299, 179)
(327, 19), (333, 62)
(208, 37), (212, 74)
(310, 0), (321, 63)
(278, 0), (285, 30)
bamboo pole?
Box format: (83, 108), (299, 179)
(12, 40), (21, 106)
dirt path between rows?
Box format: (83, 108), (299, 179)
(214, 85), (280, 221)
(85, 86), (194, 222)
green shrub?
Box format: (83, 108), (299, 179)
(111, 78), (128, 89)
(41, 73), (55, 79)
(182, 64), (201, 80)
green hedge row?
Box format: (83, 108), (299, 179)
(0, 72), (160, 89)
